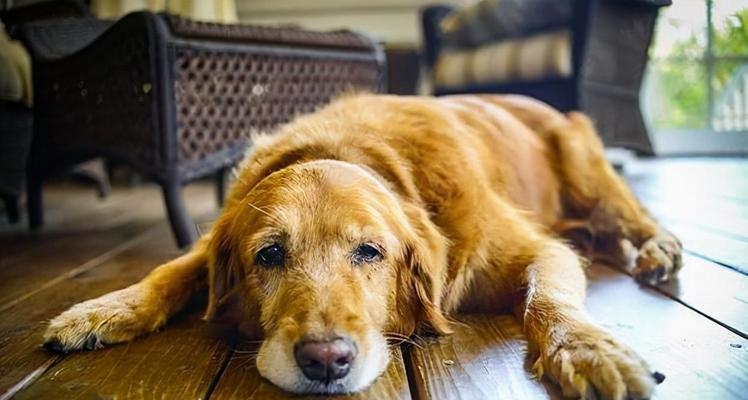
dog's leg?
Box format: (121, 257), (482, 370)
(43, 236), (210, 352)
(517, 241), (656, 400)
(550, 113), (682, 284)
(473, 196), (656, 398)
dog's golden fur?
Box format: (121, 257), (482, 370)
(44, 94), (681, 398)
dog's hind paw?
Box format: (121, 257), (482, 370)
(633, 230), (682, 285)
(43, 285), (164, 353)
(536, 325), (657, 400)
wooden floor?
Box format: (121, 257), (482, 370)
(0, 158), (746, 399)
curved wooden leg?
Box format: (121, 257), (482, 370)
(161, 181), (197, 248)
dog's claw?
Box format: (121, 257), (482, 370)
(83, 334), (100, 351)
(43, 338), (67, 354)
(652, 371), (666, 384)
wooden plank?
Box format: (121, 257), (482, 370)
(13, 311), (234, 400)
(0, 183), (160, 239)
(0, 224), (154, 311)
(635, 191), (748, 243)
(625, 158), (748, 203)
(405, 264), (748, 399)
(210, 342), (411, 399)
(655, 253), (748, 338)
(655, 218), (748, 274)
(405, 315), (560, 399)
(0, 223), (212, 396)
(0, 183), (214, 311)
(586, 264), (748, 400)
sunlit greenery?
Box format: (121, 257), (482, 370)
(650, 8), (748, 130)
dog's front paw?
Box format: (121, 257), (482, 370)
(634, 230), (682, 285)
(43, 285), (164, 353)
(535, 325), (656, 400)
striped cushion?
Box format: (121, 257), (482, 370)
(439, 0), (572, 48)
(435, 29), (571, 87)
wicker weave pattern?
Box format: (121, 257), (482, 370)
(173, 47), (382, 163)
(33, 26), (158, 170)
(23, 12), (384, 178)
(165, 14), (373, 50)
(16, 11), (384, 246)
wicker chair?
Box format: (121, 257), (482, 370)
(422, 0), (669, 154)
(11, 11), (385, 247)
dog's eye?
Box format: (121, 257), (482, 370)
(256, 244), (285, 267)
(353, 243), (383, 264)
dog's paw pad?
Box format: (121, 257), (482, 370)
(539, 328), (656, 400)
(634, 231), (682, 285)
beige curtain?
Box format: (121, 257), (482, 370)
(90, 0), (238, 23)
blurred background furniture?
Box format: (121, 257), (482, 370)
(3, 1), (385, 247)
(0, 101), (32, 224)
(384, 45), (420, 95)
(0, 3), (36, 224)
(422, 0), (671, 154)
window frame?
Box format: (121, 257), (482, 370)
(645, 0), (748, 155)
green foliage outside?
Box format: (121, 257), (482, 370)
(651, 8), (748, 130)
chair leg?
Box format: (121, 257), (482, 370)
(216, 167), (229, 208)
(1, 194), (20, 224)
(161, 180), (197, 248)
(71, 158), (111, 198)
(26, 170), (43, 230)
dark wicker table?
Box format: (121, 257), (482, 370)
(14, 12), (386, 247)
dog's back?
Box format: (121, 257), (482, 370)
(244, 93), (565, 227)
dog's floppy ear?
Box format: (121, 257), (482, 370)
(204, 215), (243, 321)
(400, 203), (453, 335)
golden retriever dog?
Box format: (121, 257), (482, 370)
(43, 94), (681, 399)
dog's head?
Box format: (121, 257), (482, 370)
(205, 159), (451, 394)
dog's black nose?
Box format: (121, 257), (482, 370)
(294, 337), (357, 382)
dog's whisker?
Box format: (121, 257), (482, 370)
(382, 331), (411, 338)
(232, 348), (261, 355)
(238, 339), (264, 344)
(383, 332), (424, 349)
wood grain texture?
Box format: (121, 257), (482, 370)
(625, 158), (748, 203)
(13, 311), (234, 400)
(404, 264), (748, 400)
(626, 159), (748, 273)
(406, 315), (560, 400)
(586, 264), (748, 400)
(0, 224), (190, 396)
(652, 253), (748, 338)
(211, 342), (411, 399)
(0, 183), (214, 309)
(635, 191), (748, 243)
(651, 218), (747, 274)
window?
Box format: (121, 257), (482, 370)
(642, 0), (748, 154)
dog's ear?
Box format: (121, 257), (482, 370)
(400, 203), (453, 335)
(204, 215), (243, 321)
